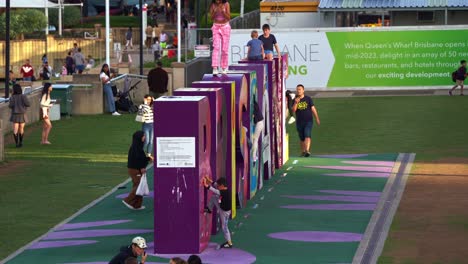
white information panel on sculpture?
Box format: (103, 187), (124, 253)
(156, 137), (196, 168)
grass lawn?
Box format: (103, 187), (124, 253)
(1, 95), (467, 260)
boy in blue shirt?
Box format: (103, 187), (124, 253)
(247, 30), (264, 60)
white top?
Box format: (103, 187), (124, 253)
(100, 72), (110, 84)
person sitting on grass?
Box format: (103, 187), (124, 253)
(202, 176), (233, 249)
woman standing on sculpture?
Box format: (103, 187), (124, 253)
(9, 84), (30, 147)
(210, 0), (231, 75)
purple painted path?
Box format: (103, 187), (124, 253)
(341, 160), (395, 167)
(282, 195), (379, 203)
(29, 240), (98, 249)
(281, 204), (376, 211)
(319, 190), (381, 197)
(56, 220), (132, 231)
(268, 231), (362, 242)
(148, 242), (256, 264)
(43, 229), (153, 240)
(314, 154), (369, 158)
(306, 165), (393, 173)
(63, 262), (166, 264)
(324, 172), (389, 178)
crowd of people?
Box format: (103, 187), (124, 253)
(12, 43), (96, 84)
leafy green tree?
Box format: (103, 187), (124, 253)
(48, 6), (82, 28)
(0, 9), (47, 39)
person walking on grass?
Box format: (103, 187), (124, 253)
(9, 84), (30, 148)
(449, 59), (467, 96)
(123, 131), (153, 210)
(292, 84), (320, 157)
(203, 176), (233, 249)
(40, 83), (54, 145)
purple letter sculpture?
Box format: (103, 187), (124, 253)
(202, 73), (251, 205)
(154, 96), (212, 254)
(191, 81), (237, 218)
(173, 88), (227, 234)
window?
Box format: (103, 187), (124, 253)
(417, 11), (435, 22)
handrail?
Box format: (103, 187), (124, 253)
(111, 73), (147, 83)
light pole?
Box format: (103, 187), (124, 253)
(106, 0), (110, 65)
(5, 0), (10, 98)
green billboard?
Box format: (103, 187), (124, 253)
(326, 30), (468, 87)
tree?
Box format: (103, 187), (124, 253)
(48, 6), (82, 28)
(0, 9), (47, 39)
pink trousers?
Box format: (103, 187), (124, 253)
(211, 23), (231, 69)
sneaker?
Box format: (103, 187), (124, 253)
(203, 207), (212, 214)
(112, 112), (121, 116)
(122, 200), (134, 210)
(288, 116), (296, 124)
(301, 152), (306, 157)
(220, 242), (233, 249)
(449, 91), (453, 96)
(134, 206), (146, 210)
(222, 68), (228, 74)
(213, 68), (219, 75)
(461, 94), (464, 96)
(305, 152), (311, 157)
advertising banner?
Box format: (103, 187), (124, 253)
(229, 27), (468, 89)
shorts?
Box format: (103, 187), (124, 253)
(76, 65), (85, 71)
(296, 121), (313, 141)
(264, 50), (273, 55)
(248, 55), (263, 60)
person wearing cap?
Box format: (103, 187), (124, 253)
(109, 236), (148, 264)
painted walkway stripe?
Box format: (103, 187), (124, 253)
(352, 153), (415, 264)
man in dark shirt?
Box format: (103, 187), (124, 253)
(258, 24), (281, 61)
(292, 84), (321, 157)
(203, 176), (233, 249)
(449, 59), (467, 96)
(147, 61), (169, 98)
(109, 236), (148, 264)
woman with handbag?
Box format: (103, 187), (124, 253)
(137, 95), (155, 157)
(9, 84), (30, 147)
(123, 131), (153, 210)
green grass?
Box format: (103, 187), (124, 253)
(1, 95), (468, 260)
(0, 114), (140, 259)
(143, 51), (195, 68)
(73, 16), (142, 28)
(288, 96), (468, 161)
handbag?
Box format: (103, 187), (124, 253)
(136, 173), (150, 196)
(135, 106), (144, 122)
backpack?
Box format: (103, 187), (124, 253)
(452, 70), (457, 82)
(42, 67), (50, 80)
